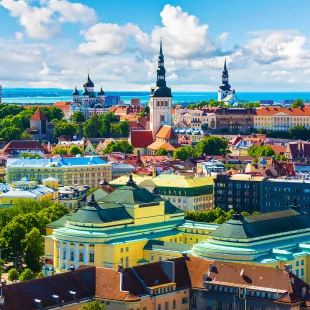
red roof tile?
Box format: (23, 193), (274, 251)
(130, 130), (153, 148)
(30, 108), (48, 121)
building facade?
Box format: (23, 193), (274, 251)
(215, 108), (255, 133)
(6, 157), (112, 187)
(192, 209), (310, 283)
(4, 257), (310, 310)
(254, 106), (310, 131)
(110, 174), (214, 211)
(214, 174), (264, 213)
(44, 176), (217, 274)
(71, 74), (108, 119)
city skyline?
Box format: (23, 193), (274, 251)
(0, 1), (310, 91)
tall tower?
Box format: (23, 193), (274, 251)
(149, 39), (173, 138)
(218, 57), (232, 101)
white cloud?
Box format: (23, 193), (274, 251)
(0, 0), (97, 39)
(79, 23), (147, 55)
(219, 32), (228, 42)
(287, 79), (295, 83)
(262, 70), (291, 76)
(151, 4), (217, 58)
(39, 62), (49, 75)
(167, 73), (178, 80)
(15, 31), (23, 40)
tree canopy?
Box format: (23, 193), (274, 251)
(51, 146), (67, 155)
(81, 300), (105, 310)
(247, 145), (275, 157)
(155, 148), (169, 156)
(72, 111), (86, 123)
(103, 141), (134, 154)
(53, 121), (79, 139)
(291, 98), (304, 108)
(19, 268), (35, 281)
(173, 146), (196, 160)
(68, 146), (83, 155)
(289, 125), (310, 140)
(195, 136), (229, 156)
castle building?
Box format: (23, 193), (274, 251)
(71, 74), (108, 119)
(28, 108), (48, 140)
(218, 58), (238, 105)
(149, 39), (173, 138)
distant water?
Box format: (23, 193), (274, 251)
(2, 88), (310, 105)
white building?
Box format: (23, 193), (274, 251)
(218, 58), (238, 105)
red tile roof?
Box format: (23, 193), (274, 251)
(130, 130), (153, 148)
(0, 140), (50, 154)
(30, 108), (48, 121)
(256, 106), (310, 116)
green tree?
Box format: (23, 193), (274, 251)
(83, 116), (101, 138)
(40, 107), (64, 121)
(8, 268), (19, 282)
(291, 98), (304, 108)
(51, 146), (67, 155)
(173, 146), (196, 160)
(0, 126), (22, 140)
(68, 146), (83, 155)
(36, 271), (44, 278)
(72, 111), (85, 123)
(248, 145), (275, 156)
(103, 141), (134, 154)
(19, 268), (35, 281)
(23, 228), (44, 272)
(81, 300), (105, 310)
(274, 154), (288, 161)
(19, 153), (42, 159)
(289, 125), (310, 140)
(155, 148), (169, 156)
(144, 105), (150, 114)
(195, 136), (229, 156)
(20, 131), (32, 140)
(53, 121), (79, 139)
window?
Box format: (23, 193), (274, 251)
(182, 297), (188, 304)
(79, 252), (83, 262)
(172, 300), (176, 309)
(120, 248), (123, 253)
(296, 261), (299, 267)
(157, 305), (161, 310)
(150, 254), (154, 261)
(301, 260), (304, 266)
(126, 247), (129, 252)
(120, 257), (123, 265)
(216, 301), (222, 310)
(228, 302), (233, 310)
(158, 255), (162, 262)
(165, 302), (169, 310)
(89, 252), (94, 263)
(125, 256), (129, 268)
(192, 297), (196, 306)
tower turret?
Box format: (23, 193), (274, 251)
(149, 39), (173, 138)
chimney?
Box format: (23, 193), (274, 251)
(284, 264), (290, 273)
(182, 253), (188, 260)
(162, 261), (175, 282)
(69, 291), (76, 300)
(70, 265), (75, 272)
(118, 265), (124, 273)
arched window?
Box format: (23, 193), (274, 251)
(160, 114), (165, 122)
(165, 101), (168, 107)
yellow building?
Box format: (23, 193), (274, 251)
(6, 156), (112, 188)
(44, 175), (217, 274)
(110, 174), (214, 211)
(0, 177), (58, 206)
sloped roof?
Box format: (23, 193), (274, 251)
(156, 125), (178, 140)
(0, 140), (49, 154)
(130, 130), (153, 148)
(147, 141), (179, 151)
(256, 106), (310, 116)
(211, 209), (310, 240)
(30, 108), (48, 121)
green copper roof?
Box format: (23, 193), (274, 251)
(144, 240), (192, 253)
(101, 175), (162, 205)
(211, 209), (310, 240)
(47, 214), (72, 228)
(164, 201), (183, 215)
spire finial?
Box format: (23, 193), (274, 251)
(224, 57), (227, 71)
(159, 37), (163, 56)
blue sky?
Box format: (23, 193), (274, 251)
(0, 0), (310, 91)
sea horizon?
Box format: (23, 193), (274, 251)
(2, 88), (310, 105)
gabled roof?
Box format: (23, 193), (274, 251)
(30, 108), (48, 121)
(130, 130), (153, 148)
(156, 125), (178, 140)
(0, 140), (49, 154)
(256, 106), (310, 116)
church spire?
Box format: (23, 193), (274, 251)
(156, 38), (166, 88)
(224, 57), (227, 72)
